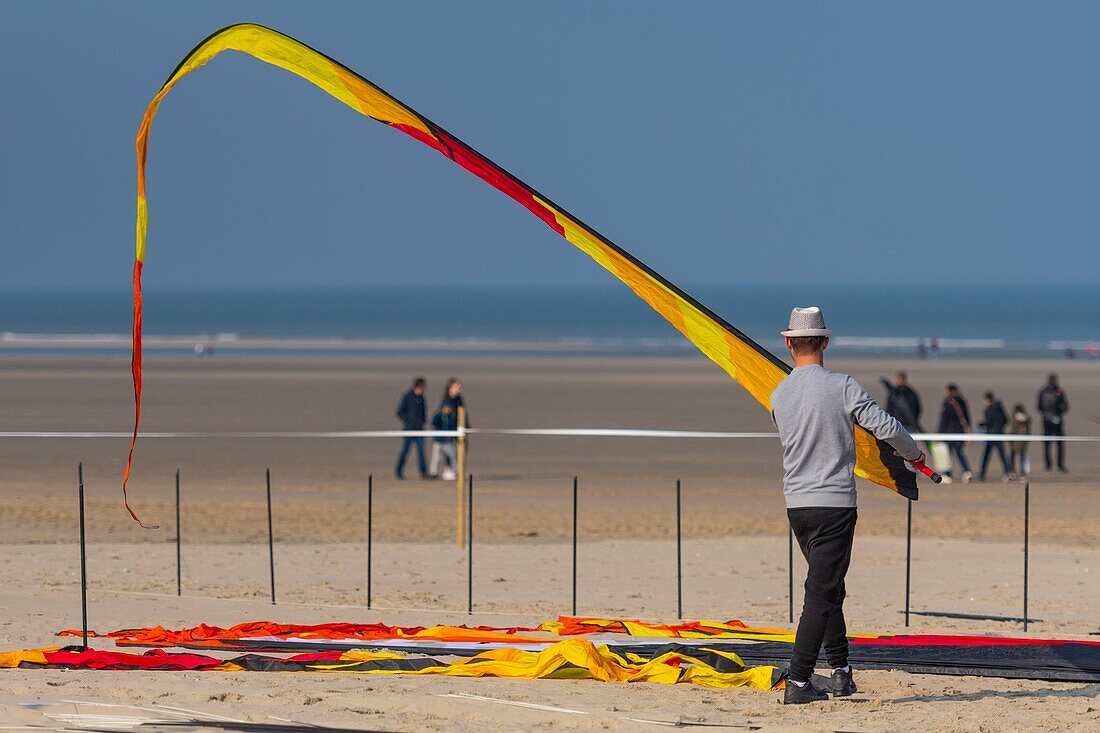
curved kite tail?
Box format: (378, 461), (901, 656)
(124, 259), (157, 529)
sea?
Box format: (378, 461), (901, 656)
(1, 283), (1097, 360)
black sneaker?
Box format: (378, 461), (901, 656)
(783, 680), (829, 705)
(830, 667), (857, 697)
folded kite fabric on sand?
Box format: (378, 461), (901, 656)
(48, 616), (1100, 683)
(0, 638), (780, 690)
(55, 617), (798, 649)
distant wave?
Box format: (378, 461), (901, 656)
(0, 331), (694, 355)
(0, 331), (1094, 360)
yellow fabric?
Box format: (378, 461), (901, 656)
(324, 639), (776, 689)
(339, 649), (438, 662)
(0, 648), (53, 668)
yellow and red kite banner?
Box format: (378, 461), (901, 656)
(125, 23), (917, 521)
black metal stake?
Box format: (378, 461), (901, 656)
(905, 499), (913, 627)
(788, 525), (794, 624)
(572, 476), (578, 617)
(675, 479), (683, 620)
(266, 468), (276, 605)
(1023, 481), (1030, 632)
(467, 474), (473, 616)
(78, 463), (88, 651)
(175, 469), (181, 597)
(367, 473), (373, 609)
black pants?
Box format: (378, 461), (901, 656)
(946, 441), (970, 475)
(395, 436), (427, 477)
(980, 441), (1010, 478)
(1043, 420), (1065, 469)
(787, 507), (857, 683)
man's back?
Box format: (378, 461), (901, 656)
(983, 401), (1008, 432)
(771, 365), (918, 509)
(396, 389), (426, 429)
(1038, 385), (1067, 418)
(939, 395), (970, 433)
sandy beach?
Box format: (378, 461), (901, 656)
(1, 536), (1097, 731)
(1, 353), (1097, 730)
(0, 354), (1097, 546)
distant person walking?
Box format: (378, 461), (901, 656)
(882, 371), (923, 432)
(1008, 403), (1032, 478)
(430, 378), (468, 480)
(938, 384), (972, 483)
(1038, 373), (1069, 472)
(394, 377), (429, 480)
(977, 391), (1010, 481)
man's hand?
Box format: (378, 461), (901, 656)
(894, 450), (926, 465)
(895, 449), (942, 483)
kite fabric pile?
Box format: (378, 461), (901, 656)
(0, 639), (779, 690)
(56, 617), (799, 650)
(5, 616), (1095, 684)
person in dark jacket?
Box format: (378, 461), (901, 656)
(882, 371), (922, 432)
(430, 378), (469, 479)
(938, 384), (972, 483)
(977, 391), (1010, 481)
(1037, 373), (1069, 472)
(394, 377), (429, 479)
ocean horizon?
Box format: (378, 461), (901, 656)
(2, 283), (1097, 360)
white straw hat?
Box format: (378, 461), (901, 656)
(781, 306), (832, 337)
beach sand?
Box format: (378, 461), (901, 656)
(1, 354), (1097, 730)
(0, 354), (1097, 546)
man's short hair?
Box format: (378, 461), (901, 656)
(787, 335), (827, 356)
(896, 371), (907, 380)
(413, 377), (426, 389)
(984, 391), (994, 400)
(947, 383), (959, 394)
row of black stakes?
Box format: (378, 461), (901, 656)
(72, 470), (679, 641)
(73, 467), (1031, 650)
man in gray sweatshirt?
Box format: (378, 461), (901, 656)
(771, 307), (923, 704)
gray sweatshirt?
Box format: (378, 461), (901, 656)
(771, 364), (922, 509)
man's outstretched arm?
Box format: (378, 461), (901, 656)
(845, 377), (923, 461)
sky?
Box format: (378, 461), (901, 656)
(1, 1), (1098, 291)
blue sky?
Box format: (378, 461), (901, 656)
(1, 1), (1097, 290)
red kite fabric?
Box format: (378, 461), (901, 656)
(58, 621), (547, 649)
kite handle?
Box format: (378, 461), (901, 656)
(910, 458), (943, 484)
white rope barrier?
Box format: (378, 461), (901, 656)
(0, 428), (1095, 442)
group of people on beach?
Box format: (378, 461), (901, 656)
(881, 371), (1069, 483)
(394, 377), (468, 480)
